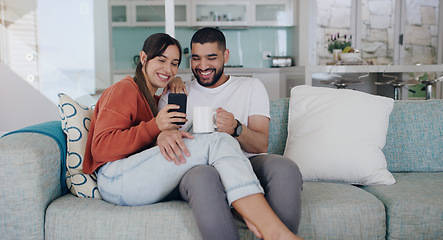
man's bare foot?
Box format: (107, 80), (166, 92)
(244, 217), (263, 239)
(231, 208), (304, 240)
(232, 209), (263, 238)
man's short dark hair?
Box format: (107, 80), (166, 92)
(191, 27), (226, 51)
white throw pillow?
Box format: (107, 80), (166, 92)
(58, 93), (102, 198)
(284, 85), (395, 185)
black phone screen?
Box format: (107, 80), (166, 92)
(168, 93), (187, 125)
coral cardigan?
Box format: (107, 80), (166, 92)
(83, 76), (161, 174)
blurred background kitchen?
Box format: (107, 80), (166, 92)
(1, 0), (442, 131)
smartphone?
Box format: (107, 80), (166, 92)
(168, 93), (187, 125)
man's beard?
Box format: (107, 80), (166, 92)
(192, 66), (224, 87)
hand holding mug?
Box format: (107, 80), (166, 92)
(215, 107), (237, 135)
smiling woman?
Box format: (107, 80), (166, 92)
(83, 33), (185, 176)
(133, 33), (182, 116)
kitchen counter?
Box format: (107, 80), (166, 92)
(114, 67), (282, 81)
(113, 67), (288, 100)
(284, 64), (443, 99)
(114, 67), (282, 75)
(113, 64), (443, 100)
(282, 65), (443, 85)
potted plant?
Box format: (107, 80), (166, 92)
(327, 33), (352, 53)
(328, 33), (360, 62)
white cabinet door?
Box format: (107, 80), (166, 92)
(225, 70), (283, 100)
(110, 1), (132, 27)
(252, 72), (285, 100)
(191, 1), (250, 27)
(251, 0), (294, 26)
(111, 0), (190, 27)
(132, 0), (191, 27)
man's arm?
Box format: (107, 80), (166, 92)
(237, 115), (269, 154)
(216, 108), (269, 154)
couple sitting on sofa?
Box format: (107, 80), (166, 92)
(84, 27), (303, 240)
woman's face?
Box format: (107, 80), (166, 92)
(142, 44), (180, 94)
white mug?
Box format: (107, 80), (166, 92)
(193, 106), (217, 133)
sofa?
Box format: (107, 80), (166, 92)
(1, 97), (442, 240)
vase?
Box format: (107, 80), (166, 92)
(333, 49), (342, 62)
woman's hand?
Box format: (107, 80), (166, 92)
(157, 130), (194, 165)
(163, 76), (188, 95)
(156, 104), (187, 131)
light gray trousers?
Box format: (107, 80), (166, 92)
(97, 132), (263, 206)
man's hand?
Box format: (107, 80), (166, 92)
(215, 107), (237, 135)
(163, 76), (188, 95)
(157, 130), (194, 165)
(215, 108), (270, 154)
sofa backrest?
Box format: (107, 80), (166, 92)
(383, 99), (443, 172)
(268, 98), (443, 173)
(268, 98), (290, 155)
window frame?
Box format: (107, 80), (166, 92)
(349, 0), (442, 65)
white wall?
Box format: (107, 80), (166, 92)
(37, 0), (96, 94)
(94, 0), (112, 89)
(296, 0), (317, 66)
(0, 62), (59, 132)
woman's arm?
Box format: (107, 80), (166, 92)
(91, 94), (188, 165)
(89, 80), (162, 165)
(90, 107), (161, 164)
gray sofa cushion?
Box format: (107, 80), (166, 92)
(45, 194), (256, 240)
(362, 172), (443, 240)
(299, 182), (386, 240)
(47, 183), (387, 240)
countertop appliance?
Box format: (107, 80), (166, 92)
(272, 57), (292, 67)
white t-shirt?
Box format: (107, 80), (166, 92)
(159, 76), (270, 156)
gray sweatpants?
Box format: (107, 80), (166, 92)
(163, 154), (303, 240)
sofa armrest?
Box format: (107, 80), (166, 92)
(0, 132), (63, 240)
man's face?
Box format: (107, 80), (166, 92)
(191, 42), (229, 88)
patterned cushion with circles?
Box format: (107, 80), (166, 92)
(58, 93), (101, 199)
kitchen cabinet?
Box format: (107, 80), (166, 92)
(252, 72), (286, 100)
(225, 68), (285, 100)
(111, 1), (131, 27)
(133, 0), (190, 26)
(111, 0), (295, 27)
(252, 0), (294, 26)
(110, 0), (190, 27)
(191, 0), (294, 27)
(191, 1), (249, 27)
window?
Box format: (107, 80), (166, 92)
(399, 0), (440, 65)
(316, 0), (441, 65)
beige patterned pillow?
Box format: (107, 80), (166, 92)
(58, 93), (101, 198)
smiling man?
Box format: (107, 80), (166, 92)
(190, 38), (228, 88)
(159, 27), (303, 240)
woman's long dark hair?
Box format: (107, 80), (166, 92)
(134, 33), (182, 116)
